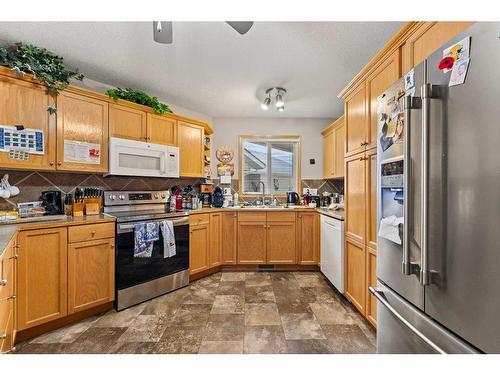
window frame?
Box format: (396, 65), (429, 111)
(238, 135), (301, 197)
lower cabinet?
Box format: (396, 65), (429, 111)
(68, 238), (115, 314)
(365, 247), (377, 328)
(189, 221), (210, 276)
(0, 237), (17, 353)
(209, 213), (222, 268)
(297, 212), (320, 265)
(345, 236), (366, 315)
(17, 227), (68, 331)
(238, 221), (267, 264)
(221, 212), (238, 265)
(0, 298), (14, 353)
(267, 221), (296, 264)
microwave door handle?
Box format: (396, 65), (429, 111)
(160, 154), (167, 175)
(402, 95), (421, 277)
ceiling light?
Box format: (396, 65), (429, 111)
(261, 87), (287, 112)
(260, 96), (271, 110)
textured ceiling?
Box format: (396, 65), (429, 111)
(0, 22), (403, 118)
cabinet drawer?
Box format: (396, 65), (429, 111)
(238, 212), (267, 222)
(68, 222), (115, 243)
(190, 213), (210, 226)
(266, 211), (295, 222)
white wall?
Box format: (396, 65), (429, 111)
(211, 117), (333, 179)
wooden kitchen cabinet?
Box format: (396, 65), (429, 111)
(365, 148), (378, 251)
(17, 227), (68, 330)
(344, 83), (368, 157)
(178, 121), (204, 177)
(0, 297), (14, 353)
(221, 212), (238, 265)
(189, 221), (210, 276)
(365, 247), (377, 328)
(402, 22), (473, 73)
(147, 113), (177, 145)
(109, 103), (147, 142)
(267, 221), (296, 264)
(366, 49), (401, 150)
(56, 90), (109, 173)
(238, 221), (267, 264)
(0, 236), (17, 353)
(209, 213), (222, 268)
(345, 153), (367, 244)
(322, 116), (345, 179)
(0, 73), (56, 171)
(296, 212), (320, 265)
(345, 236), (366, 315)
(68, 238), (115, 314)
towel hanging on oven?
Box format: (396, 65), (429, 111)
(161, 220), (176, 258)
(134, 222), (160, 258)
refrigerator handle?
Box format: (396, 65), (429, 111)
(402, 95), (422, 277)
(369, 287), (446, 354)
(420, 84), (442, 286)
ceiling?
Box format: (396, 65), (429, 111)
(0, 22), (403, 118)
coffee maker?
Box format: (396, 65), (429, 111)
(41, 191), (63, 215)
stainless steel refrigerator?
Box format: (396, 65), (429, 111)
(372, 22), (500, 354)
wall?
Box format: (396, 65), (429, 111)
(211, 117), (333, 179)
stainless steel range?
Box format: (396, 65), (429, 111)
(104, 190), (189, 311)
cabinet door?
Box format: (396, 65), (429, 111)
(68, 238), (115, 314)
(366, 49), (401, 150)
(178, 121), (204, 177)
(0, 75), (56, 170)
(344, 82), (367, 157)
(365, 247), (377, 328)
(334, 120), (345, 177)
(109, 103), (147, 141)
(189, 224), (210, 275)
(297, 212), (319, 265)
(221, 212), (238, 265)
(322, 129), (334, 179)
(238, 221), (266, 264)
(17, 227), (68, 330)
(0, 298), (14, 353)
(402, 22), (473, 73)
(345, 154), (366, 243)
(209, 213), (222, 268)
(147, 114), (177, 145)
(345, 237), (366, 315)
(365, 148), (378, 250)
(267, 221), (296, 264)
(56, 90), (109, 173)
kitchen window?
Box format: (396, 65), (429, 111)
(239, 135), (300, 196)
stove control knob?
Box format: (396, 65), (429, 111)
(154, 194), (159, 199)
(161, 194), (166, 199)
(109, 194), (116, 200)
(119, 194), (125, 200)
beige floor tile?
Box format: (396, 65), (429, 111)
(309, 301), (355, 325)
(198, 340), (243, 354)
(245, 303), (281, 326)
(221, 272), (246, 282)
(244, 325), (287, 354)
(204, 314), (245, 341)
(211, 295), (244, 314)
(117, 315), (170, 342)
(280, 313), (326, 340)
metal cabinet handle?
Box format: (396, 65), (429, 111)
(0, 279), (7, 286)
(420, 84), (441, 286)
(9, 255), (18, 260)
(57, 161), (62, 166)
(0, 334), (7, 340)
(369, 287), (446, 354)
(49, 162), (54, 166)
(402, 95), (421, 277)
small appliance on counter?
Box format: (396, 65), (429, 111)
(286, 191), (300, 206)
(200, 183), (213, 208)
(310, 195), (320, 208)
(41, 190), (63, 215)
(212, 186), (224, 208)
(321, 192), (332, 207)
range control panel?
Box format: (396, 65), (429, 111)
(104, 190), (170, 206)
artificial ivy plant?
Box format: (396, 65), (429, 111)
(106, 87), (173, 114)
(0, 42), (84, 114)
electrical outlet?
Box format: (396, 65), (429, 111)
(302, 188), (318, 195)
(302, 188), (311, 195)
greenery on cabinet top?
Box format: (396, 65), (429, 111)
(106, 87), (173, 114)
(0, 42), (84, 113)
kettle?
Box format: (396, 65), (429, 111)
(286, 191), (300, 206)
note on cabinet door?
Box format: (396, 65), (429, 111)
(64, 140), (101, 164)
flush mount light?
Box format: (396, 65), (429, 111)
(261, 87), (287, 112)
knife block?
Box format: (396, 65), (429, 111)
(84, 197), (102, 216)
(72, 202), (85, 217)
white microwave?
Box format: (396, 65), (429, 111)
(109, 137), (179, 178)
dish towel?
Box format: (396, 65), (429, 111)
(134, 222), (160, 258)
(378, 215), (404, 245)
(161, 220), (176, 258)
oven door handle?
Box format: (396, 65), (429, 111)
(118, 217), (189, 232)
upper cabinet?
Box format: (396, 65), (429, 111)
(56, 90), (109, 173)
(109, 103), (147, 142)
(402, 22), (473, 73)
(147, 113), (177, 145)
(0, 73), (56, 170)
(344, 83), (368, 157)
(322, 115), (345, 179)
(178, 121), (204, 177)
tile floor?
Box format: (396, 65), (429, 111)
(14, 272), (376, 354)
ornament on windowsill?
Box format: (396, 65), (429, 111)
(216, 145), (234, 177)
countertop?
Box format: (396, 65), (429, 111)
(316, 208), (345, 221)
(0, 214), (115, 257)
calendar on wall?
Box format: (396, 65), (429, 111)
(0, 125), (45, 154)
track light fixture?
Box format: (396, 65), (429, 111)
(261, 87), (287, 112)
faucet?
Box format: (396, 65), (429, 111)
(257, 181), (266, 206)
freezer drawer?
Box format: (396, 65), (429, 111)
(373, 282), (478, 354)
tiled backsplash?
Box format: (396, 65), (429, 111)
(0, 170), (344, 210)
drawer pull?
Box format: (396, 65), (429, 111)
(0, 334), (7, 340)
(0, 279), (7, 286)
(91, 231), (96, 236)
(9, 255), (18, 260)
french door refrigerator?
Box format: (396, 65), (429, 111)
(372, 22), (500, 354)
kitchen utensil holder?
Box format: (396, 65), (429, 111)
(72, 202), (85, 217)
(84, 197), (102, 216)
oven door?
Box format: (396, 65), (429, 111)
(115, 216), (189, 291)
